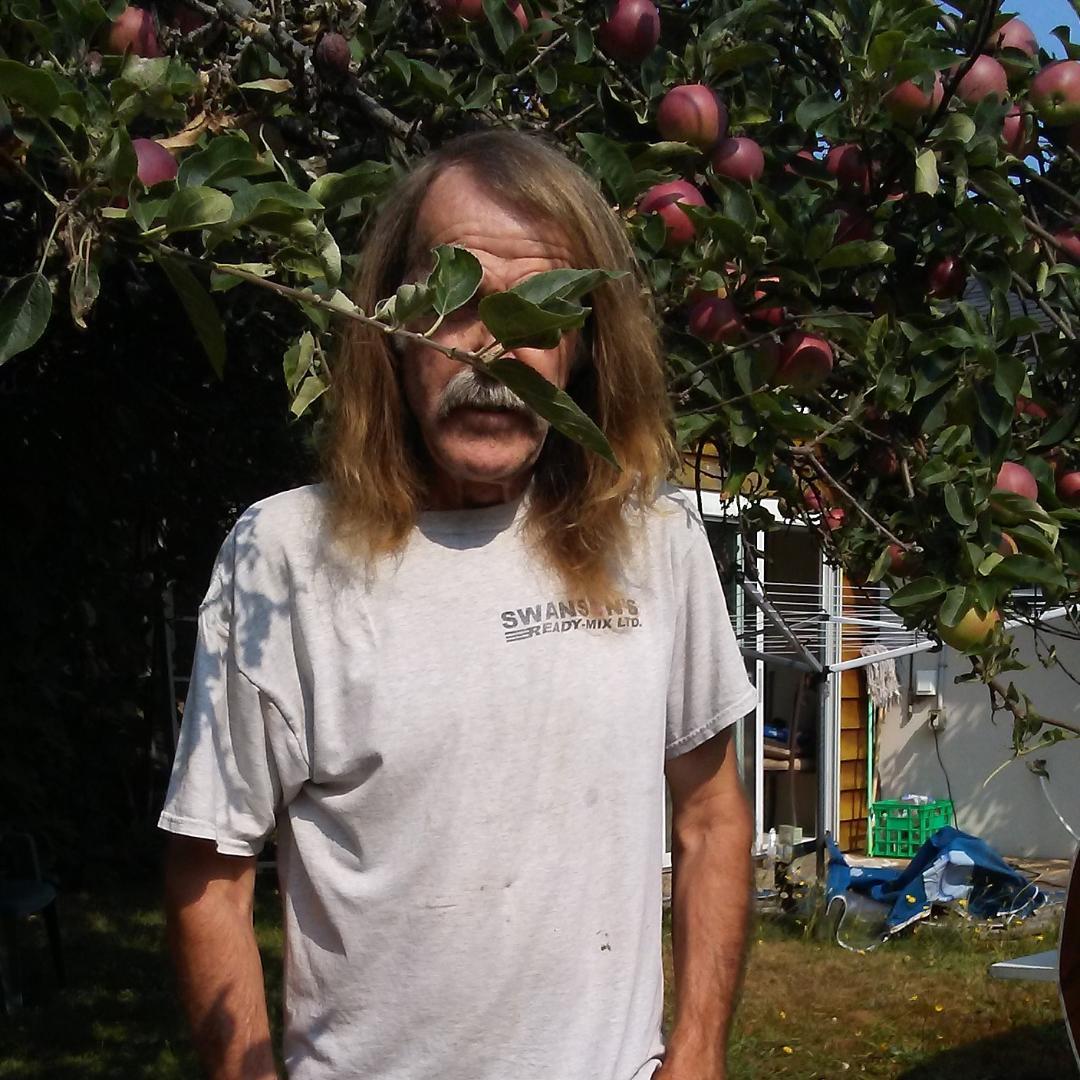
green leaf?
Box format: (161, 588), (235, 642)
(177, 133), (274, 188)
(0, 273), (52, 365)
(914, 148), (939, 195)
(484, 357), (617, 467)
(69, 244), (101, 330)
(283, 331), (315, 393)
(795, 90), (843, 131)
(978, 551), (1004, 576)
(576, 132), (634, 204)
(478, 292), (587, 349)
(991, 554), (1067, 591)
(373, 282), (434, 326)
(868, 30), (906, 77)
(935, 113), (977, 145)
(510, 268), (625, 305)
(818, 241), (894, 270)
(888, 576), (947, 610)
(0, 59), (60, 117)
(709, 43), (777, 74)
(290, 373), (328, 418)
(164, 187), (234, 234)
(571, 23), (593, 63)
(429, 245), (483, 316)
(155, 254), (226, 377)
(308, 162), (393, 209)
(1032, 402), (1080, 449)
(237, 78), (293, 93)
(938, 585), (969, 628)
(229, 182), (323, 226)
(484, 0), (522, 52)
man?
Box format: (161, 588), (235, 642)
(160, 128), (757, 1080)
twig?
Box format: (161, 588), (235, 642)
(0, 149), (60, 207)
(1010, 271), (1077, 341)
(789, 445), (912, 550)
(1019, 164), (1080, 216)
(900, 457), (915, 501)
(987, 676), (1080, 737)
(553, 101), (597, 135)
(154, 244), (501, 368)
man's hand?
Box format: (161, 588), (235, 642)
(164, 834), (280, 1080)
(661, 728), (753, 1080)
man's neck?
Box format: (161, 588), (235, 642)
(423, 471), (531, 511)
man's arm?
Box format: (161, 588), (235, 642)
(658, 729), (754, 1080)
(164, 834), (279, 1080)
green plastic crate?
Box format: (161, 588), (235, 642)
(869, 799), (954, 858)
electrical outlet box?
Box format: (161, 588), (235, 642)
(915, 670), (939, 696)
(928, 710), (947, 732)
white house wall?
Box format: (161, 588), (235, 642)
(877, 615), (1080, 860)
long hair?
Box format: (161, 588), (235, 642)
(319, 128), (676, 599)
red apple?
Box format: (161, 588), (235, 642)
(1030, 61), (1080, 126)
(824, 508), (846, 531)
(994, 460), (1038, 501)
(927, 256), (967, 300)
(1015, 396), (1049, 420)
(834, 206), (873, 245)
(1001, 103), (1036, 157)
(107, 5), (161, 57)
(783, 148), (821, 177)
(868, 445), (900, 478)
(884, 74), (944, 126)
(688, 295), (743, 344)
(315, 32), (351, 80)
(774, 332), (834, 390)
(995, 531), (1019, 557)
(954, 54), (1009, 105)
(802, 484), (833, 511)
(637, 180), (705, 249)
(1057, 471), (1080, 505)
(748, 275), (785, 327)
(710, 137), (765, 184)
(657, 84), (727, 151)
(437, 0), (527, 26)
(597, 0), (660, 64)
(987, 17), (1038, 79)
(937, 607), (1000, 651)
(988, 18), (1038, 57)
(132, 138), (177, 186)
(825, 143), (872, 193)
(887, 543), (915, 576)
(1053, 229), (1080, 263)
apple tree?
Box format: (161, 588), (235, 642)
(3, 0), (1080, 769)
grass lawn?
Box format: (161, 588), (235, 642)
(0, 874), (1071, 1079)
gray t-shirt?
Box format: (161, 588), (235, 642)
(159, 483), (756, 1080)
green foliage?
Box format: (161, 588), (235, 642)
(3, 0), (1080, 799)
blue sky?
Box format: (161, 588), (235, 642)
(1010, 0), (1078, 56)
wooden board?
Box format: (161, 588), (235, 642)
(1063, 848), (1080, 1069)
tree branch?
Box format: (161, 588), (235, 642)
(987, 677), (1080, 737)
(789, 445), (912, 550)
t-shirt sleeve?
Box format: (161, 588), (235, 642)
(665, 510), (757, 759)
(157, 530), (310, 857)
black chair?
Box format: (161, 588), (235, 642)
(0, 831), (65, 1012)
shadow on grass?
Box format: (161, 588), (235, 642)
(896, 1020), (1075, 1080)
(0, 877), (284, 1080)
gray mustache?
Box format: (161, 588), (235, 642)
(437, 367), (538, 424)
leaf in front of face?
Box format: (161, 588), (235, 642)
(478, 292), (588, 350)
(373, 281), (435, 327)
(428, 245), (483, 316)
(484, 357), (618, 468)
(510, 268), (626, 305)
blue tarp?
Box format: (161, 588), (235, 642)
(827, 827), (1044, 934)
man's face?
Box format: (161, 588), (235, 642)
(398, 166), (580, 507)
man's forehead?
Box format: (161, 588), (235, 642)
(411, 165), (576, 269)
